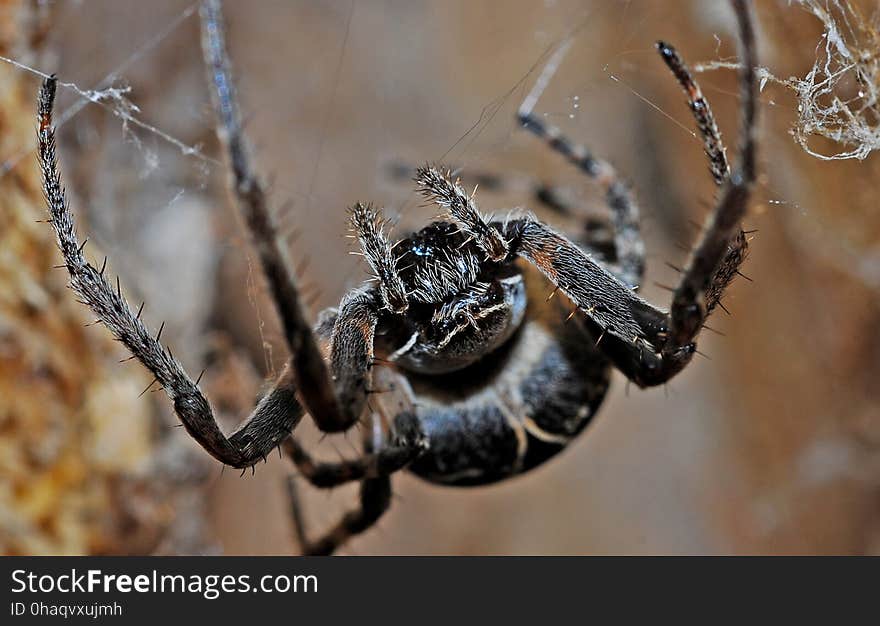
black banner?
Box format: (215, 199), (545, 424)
(0, 556), (870, 622)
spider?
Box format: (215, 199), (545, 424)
(38, 0), (757, 555)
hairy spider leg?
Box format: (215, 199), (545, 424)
(37, 0), (389, 470)
(500, 0), (757, 387)
(286, 401), (425, 556)
(38, 75), (306, 469)
(656, 37), (751, 321)
(282, 428), (423, 490)
(202, 0), (380, 434)
(656, 41), (730, 187)
(517, 117), (644, 290)
(661, 0), (756, 360)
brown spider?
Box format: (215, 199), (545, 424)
(38, 0), (757, 555)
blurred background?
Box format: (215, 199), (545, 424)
(1, 0), (878, 555)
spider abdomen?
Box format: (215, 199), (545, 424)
(402, 268), (611, 486)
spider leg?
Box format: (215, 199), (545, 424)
(655, 20), (755, 337)
(434, 0), (757, 388)
(656, 41), (730, 187)
(288, 474), (392, 556)
(518, 110), (643, 290)
(285, 472), (312, 552)
(37, 77), (304, 469)
(515, 216), (649, 345)
(281, 417), (425, 489)
(324, 287), (383, 427)
(200, 0), (366, 433)
(285, 408), (425, 556)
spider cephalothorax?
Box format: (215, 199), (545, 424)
(352, 196), (528, 375)
(38, 0), (758, 555)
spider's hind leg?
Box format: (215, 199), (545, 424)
(284, 411), (425, 556)
(281, 416), (425, 490)
(287, 473), (392, 556)
(284, 366), (426, 556)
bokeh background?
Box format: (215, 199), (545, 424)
(1, 0), (878, 554)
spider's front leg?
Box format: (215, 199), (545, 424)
(38, 77), (303, 469)
(657, 0), (757, 355)
(37, 0), (374, 471)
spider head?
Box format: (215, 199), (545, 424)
(386, 221), (525, 374)
(351, 167), (525, 374)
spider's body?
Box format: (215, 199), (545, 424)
(331, 218), (612, 485)
(37, 0), (759, 554)
(320, 213), (611, 486)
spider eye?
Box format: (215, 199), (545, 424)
(412, 242), (432, 257)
